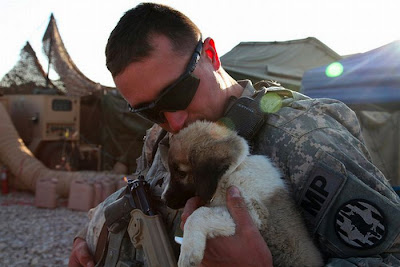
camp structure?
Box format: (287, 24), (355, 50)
(0, 14), (153, 173)
(221, 37), (342, 91)
(300, 40), (400, 186)
(0, 14), (153, 204)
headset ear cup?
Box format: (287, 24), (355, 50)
(219, 88), (267, 141)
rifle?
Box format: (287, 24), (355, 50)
(98, 176), (177, 267)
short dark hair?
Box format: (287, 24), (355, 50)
(106, 3), (201, 77)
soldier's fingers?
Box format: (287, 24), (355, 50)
(69, 238), (94, 267)
(180, 196), (204, 230)
(226, 186), (256, 232)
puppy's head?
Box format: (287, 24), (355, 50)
(163, 121), (249, 209)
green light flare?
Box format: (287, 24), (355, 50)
(260, 93), (282, 113)
(325, 62), (344, 77)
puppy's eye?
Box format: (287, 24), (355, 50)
(172, 163), (190, 179)
(176, 169), (187, 178)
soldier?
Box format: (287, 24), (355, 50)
(69, 3), (400, 267)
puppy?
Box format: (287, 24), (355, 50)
(163, 121), (323, 267)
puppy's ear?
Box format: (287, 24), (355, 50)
(189, 144), (230, 203)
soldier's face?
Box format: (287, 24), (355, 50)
(114, 35), (227, 134)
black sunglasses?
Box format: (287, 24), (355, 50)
(128, 39), (203, 124)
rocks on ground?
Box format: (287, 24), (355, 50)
(0, 191), (89, 267)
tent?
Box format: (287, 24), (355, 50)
(301, 40), (400, 111)
(221, 37), (341, 91)
(300, 41), (400, 186)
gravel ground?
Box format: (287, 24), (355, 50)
(0, 191), (89, 267)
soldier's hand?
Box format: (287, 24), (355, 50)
(69, 238), (95, 267)
(181, 186), (273, 267)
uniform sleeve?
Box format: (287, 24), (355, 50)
(284, 99), (400, 259)
(74, 222), (88, 241)
(135, 124), (164, 174)
(254, 97), (400, 260)
(284, 98), (398, 203)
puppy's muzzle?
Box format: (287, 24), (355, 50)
(163, 182), (196, 210)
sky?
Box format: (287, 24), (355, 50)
(0, 0), (399, 87)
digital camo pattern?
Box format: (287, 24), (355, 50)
(326, 255), (400, 267)
(250, 82), (400, 262)
(83, 80), (400, 266)
(86, 187), (124, 255)
(251, 85), (400, 203)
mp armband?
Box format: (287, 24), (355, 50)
(298, 150), (400, 258)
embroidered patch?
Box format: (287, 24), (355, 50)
(335, 199), (386, 249)
(299, 163), (346, 230)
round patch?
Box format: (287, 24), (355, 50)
(335, 199), (386, 249)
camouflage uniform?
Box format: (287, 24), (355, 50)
(247, 81), (400, 266)
(81, 80), (400, 266)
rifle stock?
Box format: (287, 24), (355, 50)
(100, 177), (177, 267)
(128, 209), (177, 267)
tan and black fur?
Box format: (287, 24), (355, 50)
(163, 121), (323, 267)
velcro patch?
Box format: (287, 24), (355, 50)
(299, 162), (346, 231)
(297, 151), (400, 256)
(335, 199), (386, 249)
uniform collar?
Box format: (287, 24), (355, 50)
(237, 80), (256, 97)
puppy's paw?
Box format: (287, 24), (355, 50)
(178, 248), (203, 267)
(178, 235), (206, 267)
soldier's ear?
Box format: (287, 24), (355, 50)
(189, 144), (230, 202)
(203, 37), (221, 70)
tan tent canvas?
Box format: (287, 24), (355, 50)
(221, 37), (341, 91)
